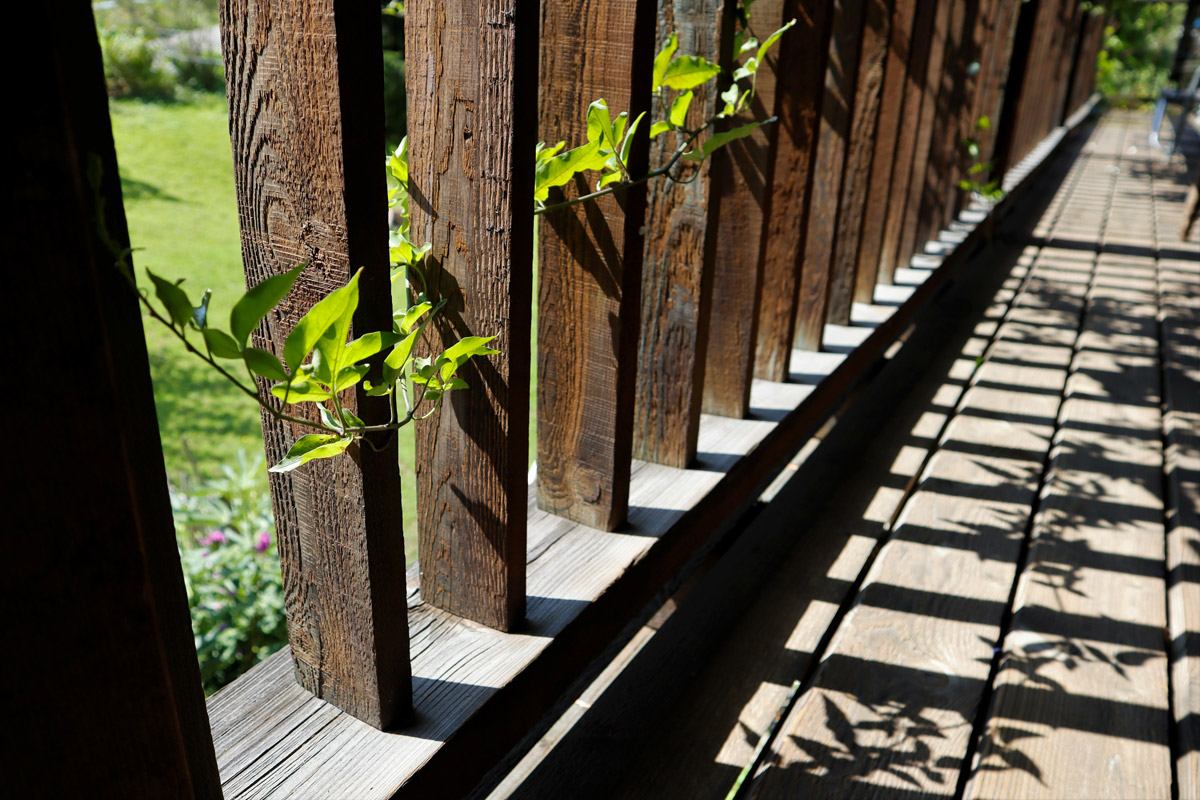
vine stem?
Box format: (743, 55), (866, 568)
(133, 283), (431, 441)
(534, 112), (777, 216)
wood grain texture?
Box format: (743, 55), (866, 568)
(1153, 149), (1200, 800)
(406, 0), (535, 628)
(702, 0), (780, 418)
(10, 6), (220, 797)
(827, 0), (896, 324)
(977, 0), (1023, 169)
(753, 0), (835, 379)
(938, 0), (980, 234)
(220, 0), (410, 727)
(203, 106), (1093, 800)
(793, 0), (868, 351)
(894, 0), (952, 275)
(635, 0), (725, 467)
(493, 198), (1046, 800)
(754, 153), (1099, 795)
(967, 261), (1172, 799)
(536, 0), (655, 530)
(878, 0), (939, 287)
(854, 0), (920, 303)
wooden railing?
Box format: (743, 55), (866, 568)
(19, 0), (1105, 797)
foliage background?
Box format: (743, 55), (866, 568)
(1093, 0), (1189, 106)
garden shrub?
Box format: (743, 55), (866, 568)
(171, 451), (286, 694)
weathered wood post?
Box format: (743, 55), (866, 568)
(407, 0), (537, 629)
(537, 0), (656, 528)
(220, 0), (411, 727)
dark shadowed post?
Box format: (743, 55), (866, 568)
(11, 4), (221, 795)
(827, 0), (896, 325)
(754, 0), (835, 379)
(854, 0), (919, 303)
(793, 0), (868, 351)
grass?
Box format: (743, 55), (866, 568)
(110, 94), (536, 565)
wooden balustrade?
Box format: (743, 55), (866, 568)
(26, 0), (1110, 794)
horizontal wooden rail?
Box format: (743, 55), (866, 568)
(205, 92), (1102, 798)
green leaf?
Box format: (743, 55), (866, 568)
(334, 364), (370, 392)
(282, 269), (361, 372)
(269, 378), (332, 404)
(231, 262), (306, 348)
(958, 179), (973, 191)
(340, 407), (365, 430)
(535, 140), (567, 163)
(719, 83), (741, 116)
(343, 330), (403, 366)
(668, 90), (693, 127)
(269, 434), (353, 473)
(652, 32), (679, 89)
(610, 111), (629, 150)
(203, 328), (242, 359)
(146, 269), (193, 328)
(619, 111), (645, 168)
(976, 115), (991, 130)
(597, 170), (624, 190)
(444, 376), (469, 391)
(389, 229), (431, 266)
(395, 299), (441, 334)
(650, 119), (672, 139)
(243, 347), (289, 382)
(696, 119), (768, 160)
(387, 136), (408, 185)
(534, 141), (606, 202)
(756, 19), (796, 65)
(739, 37), (760, 56)
(732, 57), (758, 82)
(192, 289), (212, 330)
(381, 322), (428, 386)
(587, 99), (616, 149)
(317, 404), (343, 432)
(437, 335), (501, 383)
(661, 55), (721, 90)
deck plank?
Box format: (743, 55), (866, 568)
(964, 253), (1172, 799)
(750, 134), (1102, 797)
(1153, 147), (1200, 800)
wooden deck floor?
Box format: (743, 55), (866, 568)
(485, 113), (1200, 800)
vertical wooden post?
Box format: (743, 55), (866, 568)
(537, 0), (655, 529)
(894, 0), (952, 274)
(993, 0), (1037, 175)
(702, 0), (776, 418)
(753, 0), (835, 380)
(854, 0), (920, 303)
(635, 0), (725, 467)
(826, 0), (896, 325)
(877, 0), (938, 287)
(407, 0), (535, 627)
(220, 0), (411, 725)
(793, 0), (868, 351)
(937, 0), (980, 233)
(982, 0), (1029, 173)
(912, 0), (968, 251)
(12, 5), (220, 796)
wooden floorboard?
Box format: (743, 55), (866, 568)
(965, 208), (1173, 796)
(1152, 129), (1200, 800)
(749, 123), (1108, 798)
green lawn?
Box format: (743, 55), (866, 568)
(110, 95), (535, 565)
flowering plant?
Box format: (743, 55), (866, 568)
(171, 451), (286, 692)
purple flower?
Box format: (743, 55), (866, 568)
(201, 530), (227, 546)
(255, 531), (272, 552)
